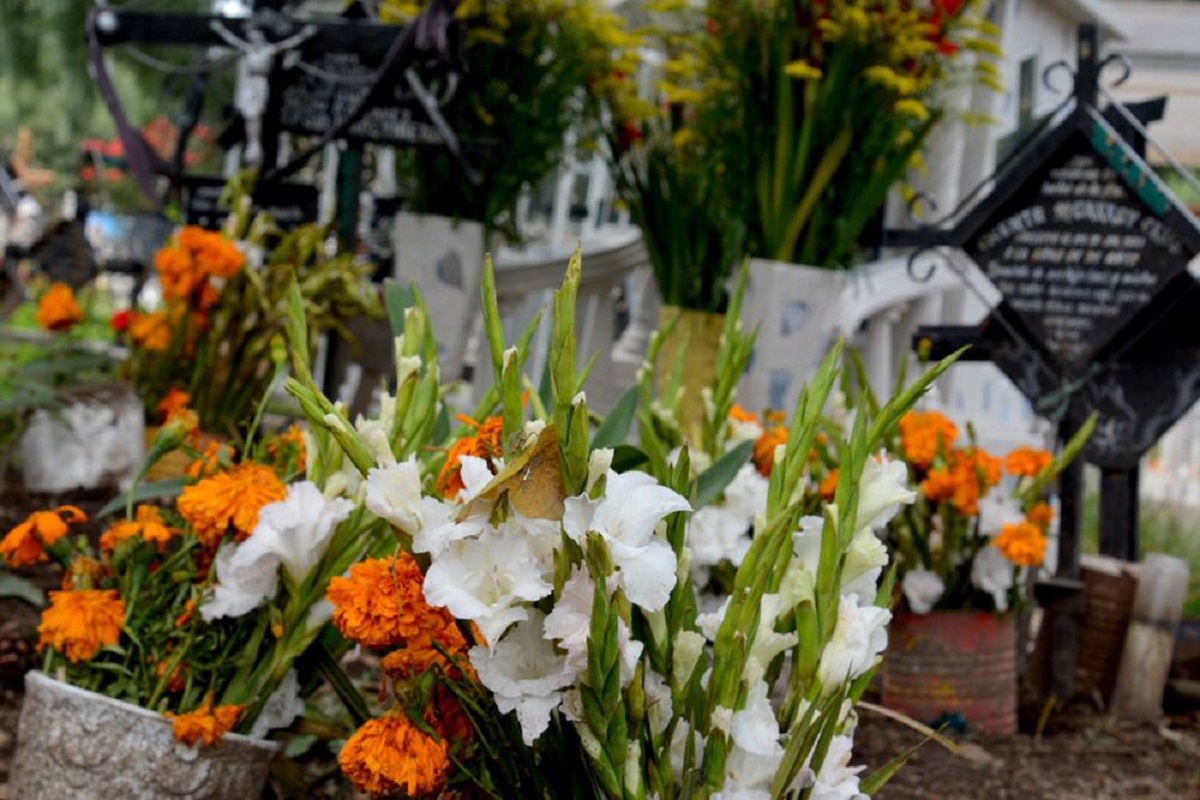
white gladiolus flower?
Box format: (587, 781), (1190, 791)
(971, 546), (1014, 612)
(841, 527), (889, 601)
(727, 417), (765, 446)
(644, 669), (673, 736)
(542, 567), (593, 673)
(423, 528), (553, 645)
(723, 464), (770, 523)
(977, 491), (1026, 537)
(673, 631), (707, 689)
(563, 469), (691, 611)
(750, 594), (799, 668)
(816, 595), (890, 692)
(365, 457), (452, 539)
(246, 481), (354, 584)
(687, 506), (752, 575)
(855, 455), (916, 531)
(249, 669), (305, 738)
(200, 542), (279, 621)
(696, 596), (730, 643)
(587, 448), (614, 492)
(716, 678), (785, 799)
(901, 569), (945, 614)
(470, 611), (572, 745)
(800, 734), (867, 800)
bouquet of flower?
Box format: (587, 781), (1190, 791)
(699, 0), (1001, 266)
(597, 7), (746, 312)
(379, 0), (633, 240)
(284, 249), (962, 797)
(0, 281), (118, 462)
(117, 202), (380, 437)
(0, 408), (386, 746)
(865, 407), (1096, 614)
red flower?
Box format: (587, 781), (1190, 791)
(110, 309), (132, 332)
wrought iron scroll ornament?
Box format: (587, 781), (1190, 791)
(85, 0), (480, 210)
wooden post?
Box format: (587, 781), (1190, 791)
(1110, 553), (1190, 719)
(1048, 417), (1086, 700)
(1099, 467), (1139, 561)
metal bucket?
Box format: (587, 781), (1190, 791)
(1076, 555), (1138, 703)
(882, 611), (1018, 736)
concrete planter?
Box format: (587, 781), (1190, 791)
(20, 383), (143, 493)
(10, 671), (279, 799)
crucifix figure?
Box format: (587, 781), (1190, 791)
(209, 20), (316, 166)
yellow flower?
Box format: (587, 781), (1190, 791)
(38, 589), (125, 663)
(894, 98), (930, 122)
(785, 60), (823, 81)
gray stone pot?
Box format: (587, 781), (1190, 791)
(10, 671), (280, 799)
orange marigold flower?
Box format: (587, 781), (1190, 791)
(175, 599), (196, 628)
(338, 712), (450, 797)
(129, 310), (171, 351)
(1005, 446), (1053, 478)
(38, 589), (125, 663)
(1027, 501), (1054, 531)
(920, 468), (957, 503)
(61, 556), (105, 591)
(99, 505), (177, 551)
(36, 282), (84, 332)
(436, 415), (504, 499)
(186, 439), (235, 480)
(192, 233), (245, 280)
(818, 469), (839, 501)
(265, 424), (306, 470)
(753, 426), (788, 477)
(156, 658), (187, 694)
(956, 447), (1002, 489)
(328, 554), (457, 649)
(157, 388), (191, 423)
(155, 245), (202, 302)
(165, 694), (243, 748)
(1, 505), (88, 567)
(728, 404), (758, 423)
(425, 684), (474, 744)
(177, 462), (286, 546)
(898, 410), (959, 470)
(993, 520), (1047, 567)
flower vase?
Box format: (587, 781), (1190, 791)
(881, 610), (1018, 736)
(657, 305), (725, 446)
(10, 671), (279, 799)
(392, 213), (488, 383)
(738, 259), (850, 412)
(20, 383), (144, 493)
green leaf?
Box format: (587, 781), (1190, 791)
(97, 478), (187, 518)
(591, 387), (638, 450)
(383, 279), (416, 338)
(0, 572), (45, 606)
(610, 444), (649, 473)
(693, 440), (754, 510)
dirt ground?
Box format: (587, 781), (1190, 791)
(855, 702), (1200, 800)
(3, 477), (1200, 799)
